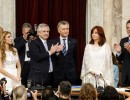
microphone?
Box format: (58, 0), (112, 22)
(95, 74), (105, 94)
(81, 72), (97, 88)
(81, 72), (91, 78)
(93, 73), (98, 88)
(100, 74), (105, 88)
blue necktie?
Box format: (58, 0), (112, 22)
(62, 39), (67, 55)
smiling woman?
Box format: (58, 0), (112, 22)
(81, 26), (114, 88)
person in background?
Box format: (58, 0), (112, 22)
(100, 86), (119, 100)
(118, 91), (130, 100)
(0, 31), (21, 93)
(81, 26), (114, 88)
(79, 83), (98, 100)
(112, 52), (119, 88)
(53, 21), (78, 88)
(54, 81), (72, 100)
(0, 81), (9, 100)
(12, 85), (27, 100)
(14, 23), (32, 87)
(114, 19), (130, 87)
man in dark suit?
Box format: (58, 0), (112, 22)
(53, 21), (78, 88)
(14, 23), (32, 87)
(114, 19), (130, 86)
(28, 23), (57, 87)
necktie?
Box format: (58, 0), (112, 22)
(44, 42), (53, 72)
(44, 42), (48, 51)
(128, 38), (130, 43)
(62, 39), (67, 55)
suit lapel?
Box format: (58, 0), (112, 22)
(37, 37), (46, 51)
(67, 38), (71, 53)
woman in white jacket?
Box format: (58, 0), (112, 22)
(81, 26), (114, 88)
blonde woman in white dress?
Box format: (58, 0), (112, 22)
(81, 26), (114, 88)
(0, 31), (21, 93)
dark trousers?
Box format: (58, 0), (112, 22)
(53, 72), (77, 88)
(28, 69), (54, 87)
(122, 75), (130, 87)
(44, 72), (54, 87)
(21, 61), (30, 87)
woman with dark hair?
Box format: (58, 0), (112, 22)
(79, 83), (97, 100)
(101, 86), (119, 100)
(81, 26), (114, 87)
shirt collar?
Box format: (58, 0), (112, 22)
(60, 36), (68, 41)
(39, 36), (47, 43)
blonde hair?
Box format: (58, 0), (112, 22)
(13, 85), (27, 100)
(0, 31), (16, 63)
(37, 23), (50, 32)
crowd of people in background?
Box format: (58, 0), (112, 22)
(0, 19), (130, 99)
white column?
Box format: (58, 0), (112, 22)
(104, 0), (122, 50)
(86, 0), (104, 43)
(0, 0), (15, 39)
(103, 0), (113, 47)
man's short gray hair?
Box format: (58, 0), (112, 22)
(37, 23), (50, 32)
(57, 21), (69, 29)
(22, 23), (32, 29)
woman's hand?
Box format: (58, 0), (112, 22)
(114, 43), (121, 53)
(12, 76), (21, 82)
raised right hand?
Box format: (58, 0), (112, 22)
(114, 43), (121, 53)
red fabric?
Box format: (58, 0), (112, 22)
(16, 0), (87, 80)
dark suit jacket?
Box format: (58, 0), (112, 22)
(52, 37), (78, 83)
(28, 37), (52, 83)
(116, 37), (130, 82)
(14, 36), (27, 68)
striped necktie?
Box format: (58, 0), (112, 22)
(62, 39), (67, 55)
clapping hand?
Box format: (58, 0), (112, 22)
(114, 43), (121, 53)
(56, 43), (64, 52)
(50, 44), (57, 55)
(124, 42), (130, 52)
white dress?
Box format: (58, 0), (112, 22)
(81, 43), (114, 88)
(0, 51), (21, 93)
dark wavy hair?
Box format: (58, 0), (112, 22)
(89, 26), (106, 46)
(101, 86), (119, 100)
